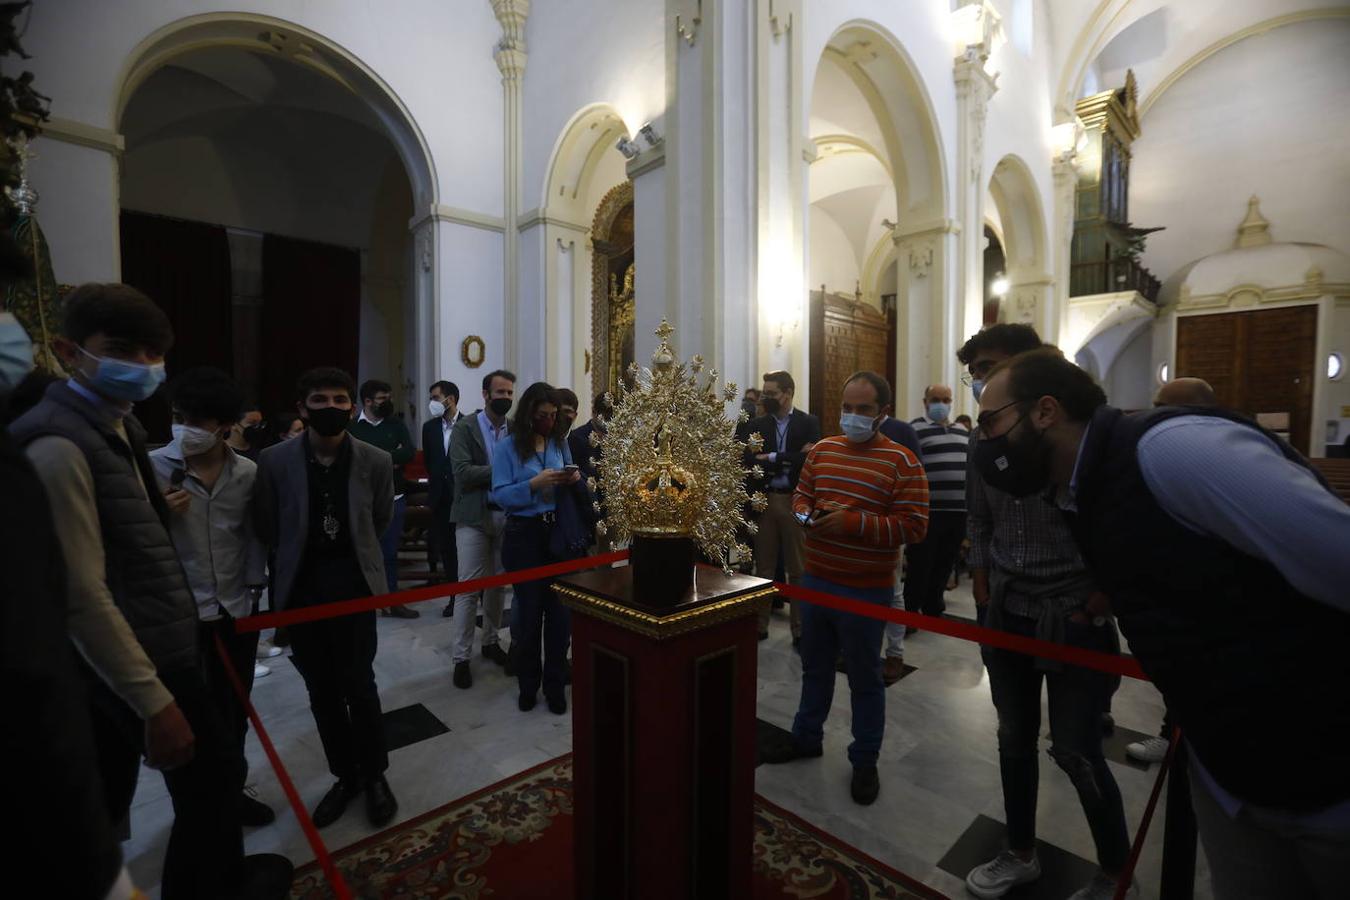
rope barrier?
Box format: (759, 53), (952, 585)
(1114, 727), (1183, 899)
(212, 632), (352, 900)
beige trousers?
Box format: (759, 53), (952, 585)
(754, 492), (805, 637)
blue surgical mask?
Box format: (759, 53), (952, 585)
(927, 401), (951, 422)
(839, 412), (878, 443)
(0, 313), (34, 391)
(970, 380), (985, 402)
(78, 345), (166, 402)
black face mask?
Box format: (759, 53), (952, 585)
(305, 405), (350, 437)
(489, 397), (513, 417)
(375, 400), (394, 419)
(973, 412), (1051, 497)
(761, 397), (781, 416)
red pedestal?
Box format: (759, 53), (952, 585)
(555, 566), (772, 900)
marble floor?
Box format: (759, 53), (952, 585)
(119, 560), (1214, 899)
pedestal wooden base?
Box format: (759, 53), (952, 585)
(555, 566), (773, 900)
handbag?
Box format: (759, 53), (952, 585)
(550, 478), (598, 560)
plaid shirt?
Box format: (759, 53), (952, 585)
(965, 431), (1086, 579)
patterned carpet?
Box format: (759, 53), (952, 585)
(290, 755), (944, 899)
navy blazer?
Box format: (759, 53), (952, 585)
(421, 412), (462, 510)
(569, 421), (601, 482)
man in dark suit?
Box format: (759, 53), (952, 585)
(746, 370), (821, 644)
(422, 380), (463, 614)
(568, 392), (611, 484)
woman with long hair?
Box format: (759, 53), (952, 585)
(490, 382), (580, 713)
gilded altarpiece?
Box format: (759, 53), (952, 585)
(590, 181), (635, 400)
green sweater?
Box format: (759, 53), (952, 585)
(348, 415), (414, 493)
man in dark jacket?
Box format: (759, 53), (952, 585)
(423, 379), (463, 611)
(11, 283), (291, 899)
(745, 370), (821, 644)
(349, 378), (417, 617)
(976, 348), (1350, 900)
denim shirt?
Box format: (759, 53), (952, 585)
(490, 435), (574, 516)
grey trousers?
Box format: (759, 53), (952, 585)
(452, 514), (507, 664)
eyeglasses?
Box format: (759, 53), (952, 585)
(960, 360), (999, 386)
(975, 399), (1022, 431)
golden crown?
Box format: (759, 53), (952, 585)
(591, 320), (768, 572)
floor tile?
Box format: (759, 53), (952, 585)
(382, 702), (450, 752)
(936, 814), (1101, 898)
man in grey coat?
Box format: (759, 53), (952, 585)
(254, 366), (398, 830)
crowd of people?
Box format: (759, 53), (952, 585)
(2, 282), (1347, 900)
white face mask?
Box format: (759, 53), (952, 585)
(839, 411), (879, 443)
(172, 423), (221, 457)
(0, 313), (34, 391)
(428, 399), (447, 419)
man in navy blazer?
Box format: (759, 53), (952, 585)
(422, 380), (462, 612)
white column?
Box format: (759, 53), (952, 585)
(1050, 155), (1078, 346)
(408, 216), (440, 405)
(492, 0), (530, 373)
(953, 49), (998, 349)
(629, 147), (669, 366)
(894, 220), (960, 413)
(29, 129), (123, 283)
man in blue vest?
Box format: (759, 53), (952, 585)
(976, 348), (1350, 900)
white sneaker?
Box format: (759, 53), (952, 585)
(965, 851), (1040, 898)
(1068, 872), (1138, 900)
(1125, 736), (1169, 763)
(256, 640), (283, 660)
(254, 662), (271, 679)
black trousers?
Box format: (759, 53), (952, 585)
(289, 558), (387, 782)
(430, 500), (458, 580)
(200, 615), (261, 783)
(902, 511), (967, 617)
(87, 663), (245, 900)
(501, 517), (570, 702)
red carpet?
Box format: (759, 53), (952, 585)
(290, 755), (944, 899)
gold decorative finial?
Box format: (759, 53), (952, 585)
(592, 320), (767, 573)
(1236, 196), (1272, 249)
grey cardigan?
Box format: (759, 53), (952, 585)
(449, 410), (510, 528)
(253, 434), (394, 611)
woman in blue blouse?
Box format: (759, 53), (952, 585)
(491, 382), (580, 713)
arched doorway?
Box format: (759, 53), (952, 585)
(806, 23), (948, 425)
(114, 15), (436, 436)
(986, 154), (1050, 332)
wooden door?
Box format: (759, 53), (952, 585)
(809, 290), (894, 436)
(1175, 305), (1317, 454)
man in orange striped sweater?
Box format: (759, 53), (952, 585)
(761, 371), (929, 804)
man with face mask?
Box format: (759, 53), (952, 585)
(980, 350), (1350, 899)
(958, 327), (1132, 900)
(254, 367), (399, 830)
(423, 380), (462, 608)
(12, 284), (293, 898)
(760, 371), (928, 805)
(447, 368), (518, 687)
(349, 378), (418, 618)
(149, 366), (274, 827)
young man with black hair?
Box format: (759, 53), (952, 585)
(569, 392), (610, 484)
(349, 378), (418, 618)
(447, 368), (517, 687)
(149, 366), (274, 827)
(254, 367), (399, 829)
(424, 379), (463, 602)
(957, 325), (1131, 900)
(978, 349), (1350, 899)
(12, 283), (292, 898)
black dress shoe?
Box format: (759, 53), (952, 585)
(851, 765), (880, 805)
(383, 605), (420, 619)
(546, 695), (567, 715)
(759, 734), (823, 765)
(518, 693), (537, 711)
(311, 779), (362, 828)
(453, 661), (472, 689)
(239, 790), (276, 827)
(442, 602), (454, 618)
(232, 853), (294, 900)
(366, 775), (398, 828)
(482, 643), (509, 667)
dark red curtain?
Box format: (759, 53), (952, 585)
(119, 211), (233, 442)
(260, 234), (360, 417)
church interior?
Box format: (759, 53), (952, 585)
(2, 1), (1349, 899)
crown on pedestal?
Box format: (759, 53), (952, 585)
(591, 319), (768, 572)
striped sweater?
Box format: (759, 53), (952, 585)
(792, 434), (930, 588)
(908, 417), (970, 513)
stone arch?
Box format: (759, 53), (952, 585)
(987, 154), (1051, 330)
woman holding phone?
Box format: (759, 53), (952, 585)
(491, 382), (581, 714)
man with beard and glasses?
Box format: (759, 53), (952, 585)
(978, 350), (1350, 900)
(349, 378), (418, 618)
(447, 368), (517, 687)
(254, 367), (399, 830)
(957, 326), (1131, 900)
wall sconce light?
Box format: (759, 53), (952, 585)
(1158, 362), (1170, 384)
(616, 136), (642, 160)
(638, 122), (662, 148)
(990, 275), (1009, 297)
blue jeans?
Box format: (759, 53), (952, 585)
(501, 517), (571, 701)
(791, 573), (890, 766)
(380, 495), (407, 594)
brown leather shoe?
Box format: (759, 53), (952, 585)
(882, 656), (907, 686)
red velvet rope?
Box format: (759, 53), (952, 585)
(1114, 728), (1183, 899)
